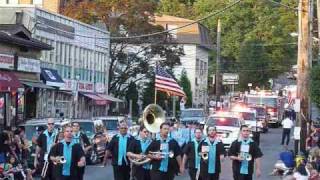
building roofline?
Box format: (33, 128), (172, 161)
(0, 5), (110, 35)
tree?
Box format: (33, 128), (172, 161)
(238, 39), (270, 90)
(125, 81), (139, 117)
(179, 69), (192, 107)
(311, 65), (320, 108)
(62, 0), (184, 97)
(193, 0), (297, 84)
(157, 0), (195, 18)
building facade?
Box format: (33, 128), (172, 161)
(0, 5), (114, 119)
(0, 24), (52, 128)
(154, 15), (212, 108)
(0, 0), (66, 13)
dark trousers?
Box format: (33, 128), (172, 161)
(113, 165), (131, 180)
(133, 166), (150, 180)
(150, 170), (174, 180)
(233, 174), (252, 180)
(188, 168), (200, 180)
(281, 128), (291, 145)
(199, 171), (219, 180)
(60, 176), (72, 180)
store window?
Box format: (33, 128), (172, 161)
(0, 94), (5, 127)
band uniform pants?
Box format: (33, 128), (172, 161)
(188, 168), (202, 180)
(150, 170), (174, 180)
(201, 173), (219, 180)
(112, 165), (131, 180)
(281, 128), (291, 145)
(133, 166), (151, 180)
(233, 173), (253, 180)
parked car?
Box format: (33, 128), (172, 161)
(19, 118), (69, 168)
(180, 108), (206, 125)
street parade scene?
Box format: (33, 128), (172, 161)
(1, 0), (320, 180)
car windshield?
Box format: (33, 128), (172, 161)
(104, 120), (118, 130)
(247, 97), (277, 107)
(25, 125), (39, 141)
(78, 122), (95, 137)
(253, 107), (266, 116)
(207, 117), (240, 127)
(181, 110), (204, 117)
(240, 112), (255, 121)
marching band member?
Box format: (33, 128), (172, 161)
(181, 127), (203, 180)
(35, 118), (58, 180)
(229, 125), (263, 180)
(71, 122), (92, 153)
(49, 125), (86, 180)
(198, 126), (225, 180)
(71, 122), (91, 179)
(103, 121), (135, 180)
(170, 122), (186, 148)
(127, 125), (152, 180)
(146, 122), (182, 180)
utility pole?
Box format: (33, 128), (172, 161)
(317, 0), (320, 62)
(297, 0), (312, 153)
(215, 19), (221, 103)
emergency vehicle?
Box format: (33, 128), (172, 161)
(244, 91), (285, 128)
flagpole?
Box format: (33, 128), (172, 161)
(154, 60), (157, 105)
(154, 88), (157, 104)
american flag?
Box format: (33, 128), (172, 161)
(155, 66), (186, 97)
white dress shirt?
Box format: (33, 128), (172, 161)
(282, 118), (294, 129)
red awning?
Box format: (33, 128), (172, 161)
(81, 93), (107, 105)
(97, 94), (123, 103)
(0, 71), (22, 92)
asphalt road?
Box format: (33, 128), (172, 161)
(84, 127), (290, 180)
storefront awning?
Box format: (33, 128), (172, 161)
(40, 68), (64, 87)
(81, 92), (108, 105)
(98, 94), (123, 103)
(21, 81), (55, 89)
(0, 71), (22, 92)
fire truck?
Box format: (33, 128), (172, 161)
(244, 91), (285, 128)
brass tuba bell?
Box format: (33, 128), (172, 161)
(142, 104), (165, 133)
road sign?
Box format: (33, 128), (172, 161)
(222, 73), (239, 85)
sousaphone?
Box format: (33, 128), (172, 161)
(130, 104), (166, 165)
(142, 104), (165, 133)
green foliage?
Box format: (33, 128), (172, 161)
(179, 69), (193, 107)
(62, 0), (184, 97)
(157, 0), (195, 18)
(193, 0), (297, 82)
(311, 65), (320, 109)
(238, 39), (270, 90)
(125, 81), (139, 117)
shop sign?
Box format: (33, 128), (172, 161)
(17, 57), (41, 73)
(0, 54), (14, 70)
(78, 82), (94, 92)
(60, 79), (76, 91)
(95, 83), (106, 93)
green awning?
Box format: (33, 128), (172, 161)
(21, 81), (55, 89)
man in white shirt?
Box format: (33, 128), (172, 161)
(281, 114), (294, 146)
